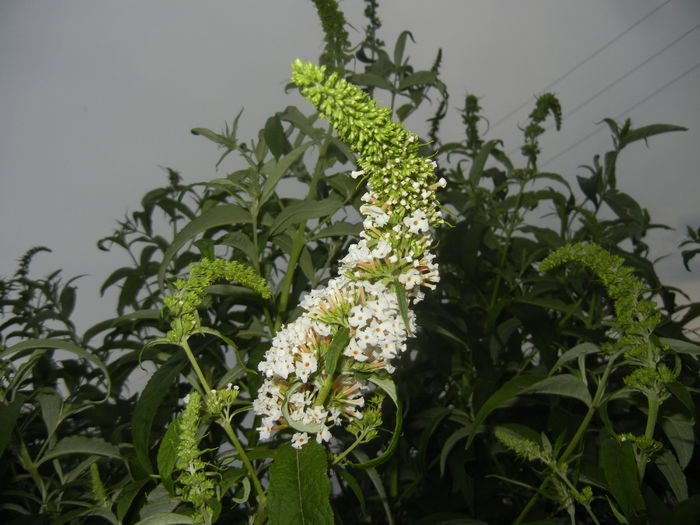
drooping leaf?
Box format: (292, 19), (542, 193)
(2, 339), (111, 401)
(39, 436), (120, 465)
(660, 337), (700, 356)
(655, 449), (688, 502)
(347, 73), (393, 91)
(337, 467), (366, 517)
(132, 352), (187, 473)
(662, 417), (695, 470)
(116, 479), (150, 522)
(398, 70), (437, 90)
(268, 197), (343, 237)
(466, 374), (545, 450)
(549, 342), (600, 375)
(619, 123), (686, 149)
(600, 437), (646, 520)
(523, 374), (592, 406)
(267, 441), (333, 525)
(157, 415), (182, 496)
(309, 221), (362, 241)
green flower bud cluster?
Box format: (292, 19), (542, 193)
(495, 426), (594, 511)
(205, 382), (241, 419)
(291, 59), (443, 233)
(494, 426), (550, 464)
(618, 432), (663, 457)
(540, 242), (676, 399)
(176, 391), (216, 524)
(89, 462), (107, 506)
(346, 391), (384, 444)
(163, 258), (270, 343)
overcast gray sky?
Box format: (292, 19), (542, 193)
(1, 0), (699, 331)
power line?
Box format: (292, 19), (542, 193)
(491, 0), (675, 129)
(562, 21), (700, 123)
(540, 59), (700, 168)
(507, 20), (700, 158)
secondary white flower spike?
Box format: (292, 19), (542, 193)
(253, 60), (443, 447)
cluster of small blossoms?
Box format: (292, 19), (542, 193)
(253, 61), (444, 449)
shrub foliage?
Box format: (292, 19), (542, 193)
(2, 2), (699, 524)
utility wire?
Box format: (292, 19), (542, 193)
(491, 0), (675, 130)
(541, 59), (700, 168)
(561, 21), (700, 123)
(507, 20), (700, 158)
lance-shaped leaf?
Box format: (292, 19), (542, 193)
(132, 352), (187, 473)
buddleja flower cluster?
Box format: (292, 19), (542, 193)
(253, 60), (444, 448)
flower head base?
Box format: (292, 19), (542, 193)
(254, 61), (443, 448)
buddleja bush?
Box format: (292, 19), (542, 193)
(2, 1), (700, 524)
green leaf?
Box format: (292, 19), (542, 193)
(347, 73), (393, 91)
(158, 205), (253, 287)
(662, 417), (695, 470)
(325, 325), (349, 374)
(83, 309), (162, 345)
(468, 139), (502, 186)
(157, 415), (182, 496)
(116, 479), (150, 522)
(0, 395), (24, 457)
(267, 441), (333, 525)
(619, 123), (686, 149)
(2, 339), (111, 402)
(260, 141), (313, 206)
(39, 436), (120, 465)
(268, 197), (343, 237)
(440, 427), (470, 476)
(132, 352), (187, 473)
(667, 381), (695, 417)
(393, 30), (414, 68)
(398, 70), (437, 90)
(37, 393), (62, 438)
(660, 337), (700, 356)
(309, 221), (362, 241)
(655, 449), (688, 502)
(466, 374), (544, 450)
(351, 450), (394, 525)
(523, 374), (592, 406)
(263, 115), (290, 159)
(549, 342), (600, 375)
(337, 467), (366, 517)
(600, 438), (646, 520)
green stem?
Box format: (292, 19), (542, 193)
(315, 372), (336, 407)
(513, 476), (551, 525)
(644, 392), (660, 441)
(220, 418), (266, 505)
(181, 338), (212, 394)
(516, 349), (623, 524)
(332, 432), (365, 466)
